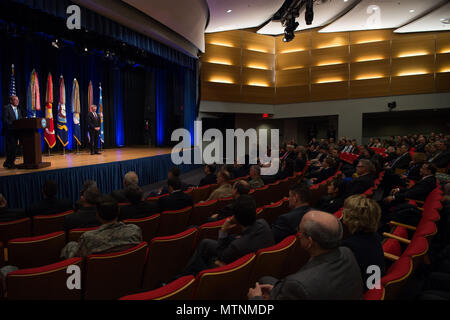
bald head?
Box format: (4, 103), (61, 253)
(300, 211), (343, 251)
(124, 172), (139, 187)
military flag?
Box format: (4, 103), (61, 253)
(27, 69), (41, 118)
(72, 79), (82, 146)
(56, 76), (68, 147)
(9, 64), (16, 96)
(98, 83), (104, 144)
(44, 73), (56, 149)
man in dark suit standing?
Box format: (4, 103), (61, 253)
(87, 105), (101, 155)
(2, 95), (23, 169)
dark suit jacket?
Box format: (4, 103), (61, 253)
(263, 247), (363, 300)
(295, 159), (307, 172)
(64, 206), (101, 231)
(0, 207), (27, 223)
(431, 151), (450, 168)
(309, 167), (336, 184)
(396, 175), (437, 202)
(390, 153), (412, 170)
(2, 104), (23, 136)
(217, 219), (274, 264)
(199, 174), (217, 187)
(27, 198), (73, 218)
(157, 190), (193, 212)
(317, 195), (345, 214)
(119, 201), (159, 221)
(111, 190), (128, 203)
(271, 205), (312, 243)
(87, 112), (101, 130)
(344, 174), (375, 197)
(342, 232), (386, 289)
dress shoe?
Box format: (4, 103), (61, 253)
(95, 152), (101, 155)
(3, 162), (8, 168)
(91, 152), (95, 155)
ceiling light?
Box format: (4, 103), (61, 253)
(409, 9), (415, 13)
(441, 18), (450, 24)
(227, 10), (232, 13)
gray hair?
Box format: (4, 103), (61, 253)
(124, 172), (139, 186)
(303, 217), (343, 250)
(359, 159), (376, 175)
(250, 165), (261, 176)
(0, 194), (5, 205)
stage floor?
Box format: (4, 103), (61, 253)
(0, 147), (173, 177)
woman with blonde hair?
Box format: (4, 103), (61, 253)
(341, 195), (386, 290)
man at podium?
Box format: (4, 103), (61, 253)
(2, 95), (23, 169)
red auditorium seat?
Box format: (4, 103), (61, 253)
(184, 188), (194, 198)
(215, 197), (233, 212)
(364, 287), (385, 300)
(381, 256), (413, 300)
(0, 218), (32, 246)
(142, 228), (197, 290)
(253, 185), (270, 208)
(0, 242), (4, 268)
(189, 200), (218, 226)
(8, 231), (66, 269)
(192, 185), (211, 204)
(120, 275), (196, 300)
(383, 239), (402, 260)
(146, 194), (167, 206)
(267, 181), (282, 204)
(283, 233), (310, 277)
(261, 200), (289, 225)
(123, 214), (160, 244)
(33, 210), (74, 236)
(249, 235), (297, 286)
(67, 227), (99, 243)
(192, 253), (256, 300)
(157, 206), (192, 236)
(84, 242), (148, 300)
(196, 219), (226, 242)
(6, 258), (83, 300)
(403, 236), (429, 271)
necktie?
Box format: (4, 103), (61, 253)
(14, 108), (18, 120)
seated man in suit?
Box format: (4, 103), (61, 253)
(148, 167), (189, 198)
(64, 186), (102, 231)
(74, 180), (97, 212)
(119, 184), (159, 221)
(317, 177), (346, 214)
(307, 157), (336, 185)
(27, 180), (73, 217)
(111, 172), (139, 203)
(271, 183), (312, 244)
(0, 194), (26, 222)
(248, 165), (265, 189)
(198, 164), (217, 187)
(157, 177), (193, 212)
(248, 210), (363, 300)
(429, 140), (450, 169)
(207, 180), (251, 223)
(181, 195), (274, 276)
(206, 169), (233, 201)
(343, 159), (376, 197)
(386, 145), (412, 171)
(61, 195), (142, 259)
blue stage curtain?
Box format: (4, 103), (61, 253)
(8, 0), (195, 70)
(0, 47), (3, 154)
(113, 67), (124, 147)
(0, 152), (201, 209)
(184, 69), (197, 146)
(156, 68), (167, 147)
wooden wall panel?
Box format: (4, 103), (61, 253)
(349, 30), (391, 45)
(311, 82), (349, 101)
(391, 74), (435, 96)
(202, 63), (241, 84)
(275, 32), (311, 53)
(276, 51), (310, 70)
(350, 60), (391, 80)
(275, 86), (310, 104)
(311, 64), (349, 84)
(201, 82), (242, 102)
(276, 69), (309, 87)
(437, 33), (450, 54)
(205, 31), (241, 48)
(392, 34), (435, 58)
(350, 41), (390, 63)
(311, 31), (349, 49)
(311, 46), (349, 67)
(242, 68), (275, 87)
(202, 44), (241, 66)
(392, 55), (435, 77)
(241, 31), (275, 54)
(242, 50), (275, 70)
(350, 78), (390, 99)
(437, 53), (450, 73)
(436, 72), (450, 92)
(241, 85), (275, 104)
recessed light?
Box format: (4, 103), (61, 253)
(441, 18), (450, 24)
(227, 9), (232, 13)
(409, 9), (415, 13)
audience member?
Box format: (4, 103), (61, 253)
(341, 195), (386, 289)
(307, 157), (336, 185)
(154, 167), (189, 197)
(199, 164), (217, 187)
(248, 165), (265, 189)
(64, 186), (102, 231)
(0, 194), (26, 222)
(119, 184), (159, 221)
(207, 170), (233, 201)
(344, 159), (376, 197)
(157, 177), (193, 212)
(248, 211), (363, 300)
(208, 180), (251, 223)
(272, 184), (312, 243)
(111, 172), (139, 203)
(386, 145), (412, 171)
(295, 148), (307, 172)
(429, 140), (450, 168)
(316, 177), (346, 214)
(27, 180), (73, 217)
(74, 180), (97, 211)
(181, 195), (274, 276)
(61, 195), (142, 259)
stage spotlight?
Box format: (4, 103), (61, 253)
(52, 39), (59, 49)
(305, 0), (314, 25)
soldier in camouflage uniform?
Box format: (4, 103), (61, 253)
(61, 195), (142, 259)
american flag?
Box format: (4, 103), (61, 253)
(9, 64), (16, 96)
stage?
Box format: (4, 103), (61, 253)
(0, 147), (200, 209)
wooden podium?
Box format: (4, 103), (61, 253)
(13, 118), (51, 169)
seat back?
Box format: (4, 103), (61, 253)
(146, 194), (167, 206)
(381, 256), (413, 300)
(192, 185), (211, 204)
(193, 254), (256, 300)
(33, 210), (74, 236)
(120, 275), (196, 300)
(67, 227), (100, 243)
(196, 219), (226, 243)
(8, 232), (66, 269)
(189, 200), (218, 226)
(184, 188), (194, 198)
(364, 287), (385, 300)
(249, 236), (297, 286)
(157, 206), (192, 236)
(403, 236), (429, 271)
(142, 228), (198, 290)
(6, 258), (83, 300)
(0, 242), (4, 268)
(0, 218), (31, 246)
(283, 233), (311, 277)
(253, 186), (270, 208)
(266, 181), (281, 205)
(262, 200), (290, 225)
(216, 197), (233, 212)
(123, 214), (160, 244)
(84, 242), (148, 300)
